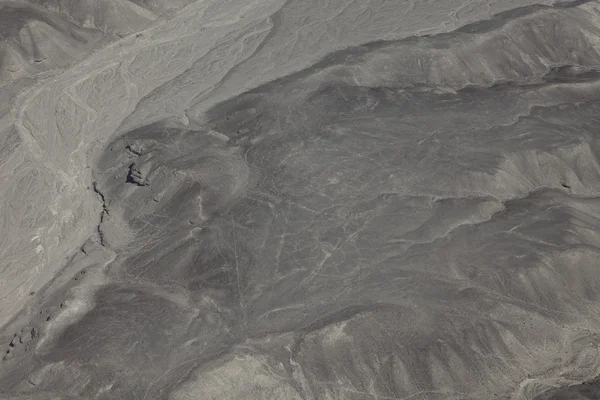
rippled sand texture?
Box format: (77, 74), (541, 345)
(3, 0), (600, 399)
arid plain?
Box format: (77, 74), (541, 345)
(2, 0), (600, 399)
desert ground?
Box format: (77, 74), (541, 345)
(2, 0), (600, 399)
